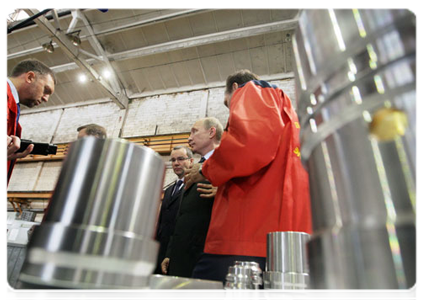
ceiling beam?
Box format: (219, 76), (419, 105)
(109, 18), (299, 61)
(23, 9), (129, 109)
(7, 9), (208, 60)
(70, 10), (126, 101)
(94, 9), (207, 37)
(31, 17), (299, 74)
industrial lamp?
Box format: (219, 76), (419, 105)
(67, 30), (81, 46)
(42, 40), (54, 53)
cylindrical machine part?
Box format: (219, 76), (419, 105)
(292, 9), (415, 289)
(263, 231), (310, 289)
(225, 261), (262, 289)
(19, 137), (165, 288)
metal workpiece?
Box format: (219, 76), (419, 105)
(19, 137), (166, 289)
(307, 223), (415, 289)
(293, 9), (415, 289)
(225, 261), (263, 289)
(264, 232), (310, 289)
(266, 231), (310, 273)
(149, 275), (223, 289)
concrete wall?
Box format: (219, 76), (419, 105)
(8, 78), (295, 192)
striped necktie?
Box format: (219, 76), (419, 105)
(172, 180), (183, 196)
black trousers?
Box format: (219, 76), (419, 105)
(191, 253), (266, 284)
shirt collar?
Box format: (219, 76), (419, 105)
(7, 78), (19, 104)
(203, 149), (215, 161)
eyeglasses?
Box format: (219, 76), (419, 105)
(169, 157), (189, 163)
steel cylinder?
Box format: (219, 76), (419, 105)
(19, 137), (165, 288)
(292, 9), (416, 289)
(263, 231), (310, 289)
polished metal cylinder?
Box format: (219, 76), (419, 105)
(293, 9), (416, 289)
(264, 231), (310, 289)
(19, 137), (165, 288)
(225, 261), (262, 289)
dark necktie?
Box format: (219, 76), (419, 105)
(198, 156), (206, 163)
(172, 180), (183, 196)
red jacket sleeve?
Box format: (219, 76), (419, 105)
(202, 81), (286, 186)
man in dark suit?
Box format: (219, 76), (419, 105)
(161, 117), (223, 277)
(153, 145), (194, 274)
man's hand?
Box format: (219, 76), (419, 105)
(184, 163), (206, 190)
(161, 257), (170, 274)
(197, 183), (217, 198)
(7, 135), (33, 160)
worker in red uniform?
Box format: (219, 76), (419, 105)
(7, 59), (56, 184)
(185, 69), (312, 283)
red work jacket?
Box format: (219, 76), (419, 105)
(7, 82), (22, 184)
(202, 80), (312, 257)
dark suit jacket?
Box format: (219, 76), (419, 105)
(165, 180), (214, 277)
(153, 180), (184, 274)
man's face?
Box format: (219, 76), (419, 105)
(170, 149), (193, 178)
(188, 120), (211, 155)
(20, 72), (55, 108)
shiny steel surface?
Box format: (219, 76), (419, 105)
(147, 275), (223, 300)
(19, 137), (165, 288)
(264, 231), (310, 289)
(293, 10), (415, 289)
(9, 275), (223, 300)
(266, 231), (310, 273)
(225, 261), (262, 289)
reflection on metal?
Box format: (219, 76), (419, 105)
(225, 261), (263, 290)
(19, 137), (165, 288)
(351, 86), (362, 104)
(6, 275), (223, 300)
(292, 37), (307, 91)
(151, 275), (227, 300)
(369, 108), (408, 141)
(263, 232), (310, 289)
(352, 9), (367, 38)
(293, 9), (415, 289)
(328, 9), (346, 52)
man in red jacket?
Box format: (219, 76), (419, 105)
(7, 59), (56, 183)
(185, 69), (312, 283)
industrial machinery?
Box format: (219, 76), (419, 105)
(293, 9), (416, 288)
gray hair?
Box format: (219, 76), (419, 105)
(173, 145), (193, 158)
(202, 117), (223, 142)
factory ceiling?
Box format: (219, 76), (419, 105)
(7, 8), (299, 111)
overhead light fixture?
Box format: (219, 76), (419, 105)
(78, 74), (87, 83)
(67, 30), (81, 46)
(42, 40), (54, 53)
(102, 69), (112, 79)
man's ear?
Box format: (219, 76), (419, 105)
(232, 82), (239, 92)
(25, 71), (36, 83)
(209, 127), (216, 139)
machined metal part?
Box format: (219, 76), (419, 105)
(264, 231), (310, 289)
(225, 261), (263, 289)
(19, 137), (165, 289)
(293, 9), (416, 289)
